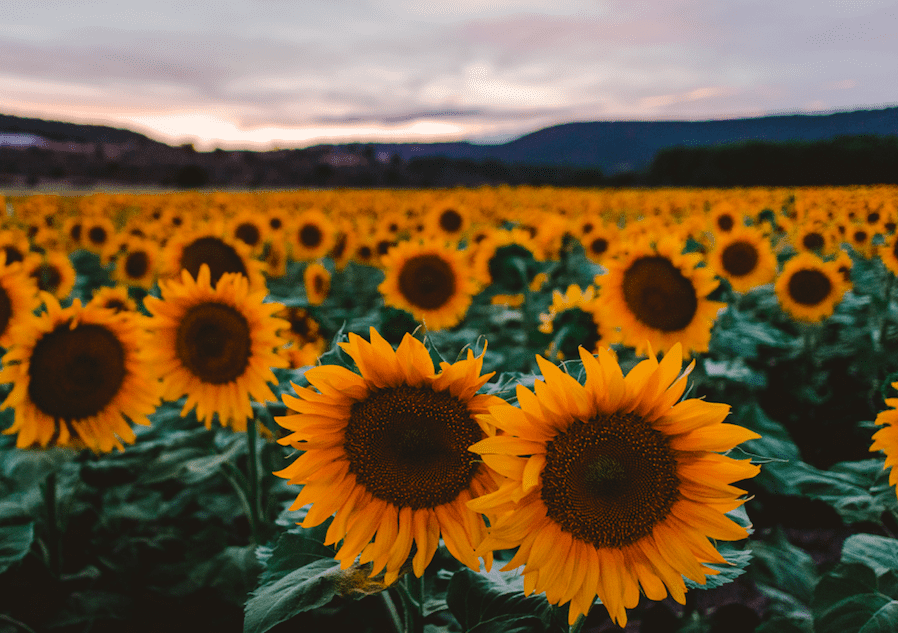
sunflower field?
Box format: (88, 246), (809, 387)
(1, 186), (898, 633)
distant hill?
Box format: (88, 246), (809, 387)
(4, 105), (898, 178)
(0, 113), (165, 146)
(320, 105), (898, 175)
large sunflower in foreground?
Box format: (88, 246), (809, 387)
(275, 329), (504, 584)
(0, 296), (160, 452)
(379, 239), (478, 331)
(469, 345), (760, 626)
(774, 252), (850, 323)
(871, 380), (898, 499)
(603, 237), (725, 358)
(143, 265), (288, 431)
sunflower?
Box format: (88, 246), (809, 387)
(81, 216), (117, 255)
(228, 210), (268, 256)
(0, 296), (160, 452)
(304, 262), (331, 306)
(580, 224), (620, 264)
(426, 204), (469, 242)
(276, 306), (327, 364)
(379, 239), (478, 331)
(274, 328), (504, 584)
(709, 203), (741, 234)
(23, 252), (77, 301)
(774, 252), (850, 323)
(468, 344), (760, 626)
(791, 223), (835, 255)
(143, 265), (288, 431)
(0, 230), (29, 268)
(112, 236), (159, 289)
(708, 226), (777, 293)
(871, 381), (898, 499)
(89, 285), (138, 315)
(160, 226), (265, 291)
(471, 228), (544, 293)
(602, 237), (725, 358)
(0, 260), (40, 348)
(290, 209), (335, 262)
(538, 285), (617, 361)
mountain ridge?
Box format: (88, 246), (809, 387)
(3, 105), (898, 176)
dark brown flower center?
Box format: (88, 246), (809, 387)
(787, 269), (832, 306)
(439, 209), (463, 233)
(622, 256), (698, 332)
(0, 286), (12, 337)
(299, 224), (323, 249)
(802, 232), (825, 251)
(589, 237), (609, 256)
(235, 222), (261, 247)
(179, 237), (247, 287)
(2, 245), (24, 265)
(124, 251), (150, 279)
(541, 412), (679, 548)
(28, 323), (127, 421)
(175, 302), (251, 384)
(343, 385), (482, 509)
(716, 214), (734, 231)
(398, 254), (457, 311)
(721, 241), (759, 277)
(88, 226), (108, 246)
(30, 264), (62, 294)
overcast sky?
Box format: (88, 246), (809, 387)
(2, 0), (896, 149)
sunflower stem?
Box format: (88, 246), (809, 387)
(43, 471), (62, 578)
(220, 462), (259, 545)
(245, 419), (264, 545)
(380, 589), (405, 633)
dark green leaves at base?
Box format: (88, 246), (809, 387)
(447, 568), (568, 633)
(813, 535), (898, 633)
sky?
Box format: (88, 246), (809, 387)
(1, 0), (897, 150)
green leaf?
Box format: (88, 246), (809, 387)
(243, 558), (343, 633)
(734, 401), (801, 494)
(815, 594), (897, 633)
(792, 460), (894, 524)
(749, 528), (818, 606)
(812, 563), (878, 614)
(446, 568), (567, 633)
(842, 534), (898, 576)
(0, 521), (34, 575)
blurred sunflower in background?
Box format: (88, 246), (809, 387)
(275, 329), (504, 584)
(708, 226), (777, 293)
(426, 204), (469, 242)
(469, 344), (759, 626)
(81, 216), (117, 255)
(775, 252), (849, 323)
(0, 230), (30, 267)
(24, 252), (76, 301)
(290, 209), (335, 261)
(304, 262), (331, 306)
(0, 296), (160, 452)
(111, 236), (159, 289)
(0, 260), (40, 348)
(603, 236), (724, 358)
(380, 239), (478, 331)
(89, 286), (138, 315)
(144, 265), (288, 431)
(228, 210), (268, 256)
(160, 226), (265, 290)
(538, 285), (616, 361)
